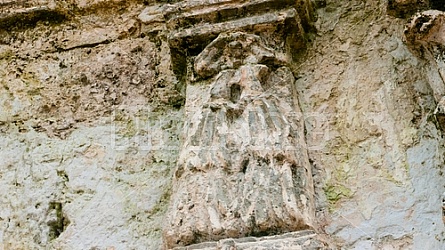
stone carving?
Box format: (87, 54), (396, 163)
(161, 0), (319, 248)
(163, 32), (315, 248)
(163, 0), (315, 82)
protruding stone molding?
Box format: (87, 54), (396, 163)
(162, 0), (315, 81)
(137, 0), (315, 81)
(0, 0), (143, 31)
(0, 0), (67, 30)
(171, 230), (328, 250)
(404, 10), (445, 102)
(404, 10), (445, 47)
(0, 0), (56, 14)
(405, 10), (445, 130)
(162, 0), (319, 249)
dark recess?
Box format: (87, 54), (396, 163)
(387, 0), (429, 18)
(230, 84), (241, 103)
(0, 9), (67, 31)
(47, 202), (70, 240)
(431, 0), (445, 11)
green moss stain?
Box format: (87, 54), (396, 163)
(122, 119), (138, 137)
(114, 109), (171, 138)
(47, 202), (69, 240)
(0, 49), (14, 60)
(324, 184), (353, 209)
(381, 168), (404, 186)
(324, 165), (354, 212)
(149, 186), (172, 216)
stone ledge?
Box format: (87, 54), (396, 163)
(165, 0), (295, 30)
(171, 230), (329, 250)
(0, 0), (66, 31)
(139, 0), (315, 80)
(164, 0), (312, 52)
(0, 0), (56, 17)
(168, 8), (301, 53)
(0, 0), (140, 31)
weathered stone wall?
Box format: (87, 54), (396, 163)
(0, 1), (183, 249)
(0, 0), (445, 249)
(303, 1), (445, 249)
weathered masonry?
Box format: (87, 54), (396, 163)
(155, 0), (330, 248)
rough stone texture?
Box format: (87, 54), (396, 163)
(161, 0), (322, 248)
(404, 10), (445, 102)
(405, 10), (445, 47)
(1, 0), (445, 250)
(387, 0), (430, 18)
(386, 0), (445, 18)
(162, 0), (314, 81)
(0, 1), (182, 139)
(0, 1), (183, 249)
(0, 116), (182, 249)
(172, 230), (327, 250)
(163, 32), (316, 248)
(299, 1), (445, 249)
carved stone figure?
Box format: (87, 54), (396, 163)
(160, 0), (319, 248)
(163, 32), (316, 248)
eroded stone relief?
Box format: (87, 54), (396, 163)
(164, 32), (315, 247)
(161, 0), (323, 248)
(1, 0), (445, 249)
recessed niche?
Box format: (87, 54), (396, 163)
(431, 0), (445, 11)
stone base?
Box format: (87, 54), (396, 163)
(171, 230), (330, 250)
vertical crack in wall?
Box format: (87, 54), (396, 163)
(47, 202), (69, 240)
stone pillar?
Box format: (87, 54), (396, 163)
(161, 0), (319, 248)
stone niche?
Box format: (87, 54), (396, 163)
(161, 0), (327, 249)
